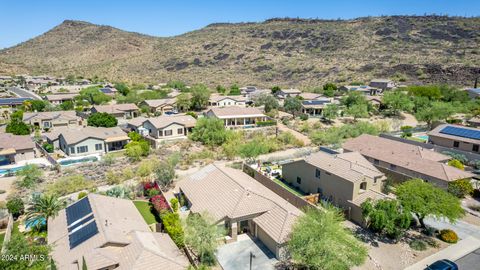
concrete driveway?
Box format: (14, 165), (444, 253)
(216, 235), (278, 270)
(424, 217), (480, 240)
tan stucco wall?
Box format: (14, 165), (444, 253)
(143, 121), (186, 139)
(255, 224), (280, 259)
(60, 137), (106, 157)
(14, 149), (35, 163)
(429, 135), (480, 154)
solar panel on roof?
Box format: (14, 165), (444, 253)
(68, 220), (98, 249)
(66, 197), (92, 226)
(68, 214), (94, 232)
(439, 126), (480, 140)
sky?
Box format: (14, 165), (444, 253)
(1, 0), (479, 49)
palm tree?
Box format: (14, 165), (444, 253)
(26, 194), (65, 231)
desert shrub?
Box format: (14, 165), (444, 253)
(77, 191), (88, 200)
(299, 114), (309, 121)
(400, 126), (413, 138)
(448, 159), (464, 170)
(439, 229), (459, 243)
(409, 240), (427, 251)
(161, 212), (184, 248)
(448, 179), (473, 198)
(6, 197), (24, 218)
(256, 120), (277, 126)
(170, 198), (179, 212)
(105, 170), (121, 185)
(45, 175), (95, 196)
(101, 153), (116, 166)
(425, 238), (439, 248)
(277, 132), (304, 147)
(42, 142), (54, 153)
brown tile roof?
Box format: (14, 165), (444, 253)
(350, 189), (392, 206)
(179, 164), (303, 244)
(146, 115), (197, 129)
(0, 133), (35, 151)
(428, 124), (480, 144)
(45, 93), (78, 101)
(54, 126), (128, 145)
(207, 106), (265, 118)
(92, 103), (139, 114)
(303, 151), (385, 183)
(298, 93), (322, 100)
(23, 110), (79, 122)
(209, 94), (246, 103)
(343, 134), (474, 182)
(48, 194), (188, 270)
(142, 98), (177, 108)
(280, 89), (301, 94)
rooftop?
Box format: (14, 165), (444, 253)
(52, 126), (128, 145)
(428, 124), (480, 144)
(23, 110), (79, 122)
(0, 133), (35, 151)
(92, 103), (139, 114)
(142, 98), (177, 108)
(129, 115), (197, 129)
(0, 97), (31, 106)
(207, 106), (265, 118)
(209, 94), (247, 103)
(45, 93), (78, 101)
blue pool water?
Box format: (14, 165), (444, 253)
(25, 217), (46, 230)
(0, 165), (27, 176)
(59, 156), (98, 166)
(416, 135), (429, 141)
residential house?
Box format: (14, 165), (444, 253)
(301, 98), (336, 117)
(369, 79), (395, 91)
(178, 164), (303, 259)
(467, 117), (480, 128)
(99, 87), (118, 97)
(48, 194), (189, 270)
(205, 107), (269, 129)
(208, 94), (247, 107)
(0, 133), (35, 165)
(298, 92), (322, 100)
(140, 98), (177, 115)
(0, 97), (32, 110)
(466, 88), (480, 99)
(127, 115), (196, 143)
(45, 93), (78, 105)
(343, 134), (474, 189)
(282, 151), (388, 224)
(23, 111), (82, 130)
(47, 126), (130, 157)
(91, 104), (139, 119)
(428, 124), (480, 154)
(240, 86), (257, 95)
(274, 88), (302, 99)
(339, 85), (379, 95)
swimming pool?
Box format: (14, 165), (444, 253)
(416, 135), (429, 141)
(25, 217), (46, 230)
(58, 156), (98, 166)
(0, 165), (27, 176)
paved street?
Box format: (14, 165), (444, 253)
(8, 87), (42, 100)
(456, 248), (480, 269)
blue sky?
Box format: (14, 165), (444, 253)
(1, 0), (479, 48)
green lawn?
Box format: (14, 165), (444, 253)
(133, 200), (158, 225)
(272, 177), (305, 197)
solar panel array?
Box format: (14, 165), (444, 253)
(65, 197), (98, 249)
(439, 126), (480, 140)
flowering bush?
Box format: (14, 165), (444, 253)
(151, 194), (170, 214)
(439, 229), (458, 243)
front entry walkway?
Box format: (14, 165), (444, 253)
(216, 235), (278, 270)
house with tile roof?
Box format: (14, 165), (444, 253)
(208, 94), (247, 107)
(127, 115), (196, 144)
(0, 133), (36, 165)
(48, 194), (189, 270)
(139, 98), (177, 115)
(343, 134), (475, 189)
(46, 126), (130, 157)
(91, 104), (139, 119)
(274, 88), (302, 99)
(205, 106), (270, 129)
(178, 163), (303, 259)
(45, 93), (78, 105)
(23, 110), (82, 130)
(282, 151), (388, 224)
(428, 124), (480, 154)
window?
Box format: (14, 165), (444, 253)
(178, 128), (183, 134)
(95, 143), (103, 151)
(43, 122), (51, 128)
(296, 177), (302, 184)
(158, 130), (163, 137)
(77, 146), (88, 153)
(473, 144), (479, 152)
(453, 141), (460, 148)
(359, 182), (367, 192)
(315, 169), (321, 178)
(390, 164), (397, 170)
(165, 130), (173, 136)
(374, 159), (379, 165)
(69, 147), (75, 154)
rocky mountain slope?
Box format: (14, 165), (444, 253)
(0, 16), (479, 87)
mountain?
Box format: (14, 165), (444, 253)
(0, 16), (479, 87)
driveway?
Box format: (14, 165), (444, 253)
(8, 87), (42, 100)
(456, 248), (480, 269)
(216, 235), (278, 270)
(424, 217), (480, 240)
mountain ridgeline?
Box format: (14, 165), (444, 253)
(0, 16), (479, 87)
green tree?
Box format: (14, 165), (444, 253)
(6, 197), (25, 218)
(415, 102), (455, 128)
(155, 161), (176, 189)
(87, 112), (118, 127)
(407, 85), (442, 100)
(448, 159), (464, 170)
(448, 179), (474, 198)
(190, 84), (211, 110)
(59, 100), (74, 110)
(114, 82), (130, 96)
(26, 100), (48, 112)
(216, 85), (226, 94)
(396, 179), (464, 228)
(271, 86), (281, 95)
(284, 96), (302, 117)
(323, 83), (338, 97)
(238, 140), (270, 161)
(288, 207), (367, 269)
(77, 86), (112, 105)
(341, 91), (369, 108)
(167, 80), (187, 92)
(26, 194), (65, 230)
(6, 118), (30, 135)
(322, 104), (339, 122)
(184, 213), (221, 266)
(124, 140), (150, 161)
(190, 117), (228, 147)
(229, 84), (241, 95)
(16, 164), (43, 189)
(252, 93), (279, 113)
(361, 199), (411, 239)
(0, 235), (51, 270)
(382, 91), (414, 116)
(176, 93), (191, 112)
(345, 104), (369, 120)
